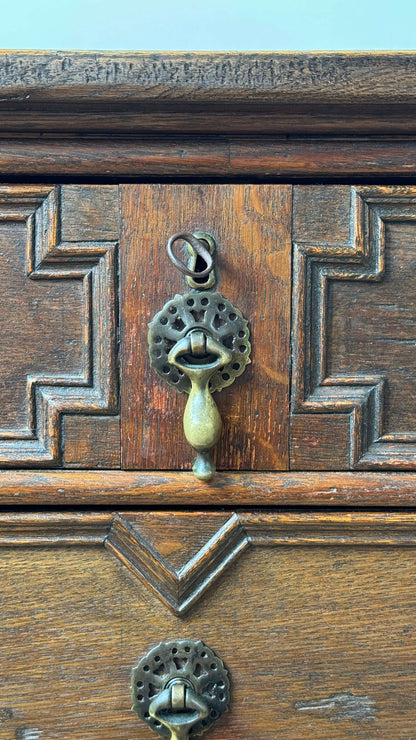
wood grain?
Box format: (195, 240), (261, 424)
(1, 517), (416, 738)
(1, 52), (415, 103)
(120, 184), (291, 471)
(2, 137), (416, 178)
(291, 185), (416, 470)
(63, 416), (120, 469)
(0, 185), (118, 466)
(1, 470), (416, 506)
(1, 52), (416, 133)
(2, 509), (416, 545)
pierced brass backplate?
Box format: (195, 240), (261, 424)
(148, 291), (251, 394)
(148, 290), (251, 480)
(131, 639), (230, 739)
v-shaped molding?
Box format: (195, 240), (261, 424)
(105, 512), (249, 616)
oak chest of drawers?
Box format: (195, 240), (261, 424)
(1, 51), (416, 740)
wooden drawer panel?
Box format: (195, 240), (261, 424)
(120, 183), (292, 472)
(291, 185), (416, 471)
(1, 511), (416, 739)
(3, 181), (416, 476)
(0, 185), (119, 470)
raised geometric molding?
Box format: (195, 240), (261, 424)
(292, 185), (416, 469)
(105, 512), (249, 616)
(0, 185), (118, 465)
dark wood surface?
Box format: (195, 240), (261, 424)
(2, 52), (416, 103)
(1, 52), (416, 134)
(3, 136), (416, 179)
(63, 416), (120, 469)
(2, 181), (416, 483)
(1, 510), (416, 739)
(0, 184), (119, 467)
(120, 184), (291, 471)
(291, 185), (416, 470)
(2, 52), (416, 740)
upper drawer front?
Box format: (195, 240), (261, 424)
(0, 183), (292, 472)
(2, 183), (416, 473)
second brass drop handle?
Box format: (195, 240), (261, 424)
(131, 639), (230, 739)
(168, 330), (232, 481)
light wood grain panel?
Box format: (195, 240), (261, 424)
(120, 184), (291, 471)
(1, 534), (416, 738)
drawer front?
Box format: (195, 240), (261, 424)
(1, 511), (416, 740)
(2, 183), (416, 479)
(119, 183), (292, 472)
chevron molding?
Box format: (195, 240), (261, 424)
(105, 512), (249, 616)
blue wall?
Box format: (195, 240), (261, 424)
(0, 0), (415, 50)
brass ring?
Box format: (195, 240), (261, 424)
(166, 232), (214, 278)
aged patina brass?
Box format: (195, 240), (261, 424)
(131, 639), (230, 739)
(148, 290), (251, 480)
(185, 232), (216, 290)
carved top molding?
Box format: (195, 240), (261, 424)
(1, 52), (416, 134)
(1, 52), (415, 102)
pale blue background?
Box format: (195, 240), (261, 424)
(0, 0), (415, 50)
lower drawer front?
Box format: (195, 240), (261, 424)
(1, 511), (415, 739)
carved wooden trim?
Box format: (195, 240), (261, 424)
(1, 510), (416, 614)
(1, 52), (416, 134)
(1, 137), (416, 178)
(106, 513), (248, 615)
(0, 470), (416, 506)
(0, 511), (111, 545)
(2, 52), (415, 104)
(0, 186), (118, 465)
(292, 186), (416, 469)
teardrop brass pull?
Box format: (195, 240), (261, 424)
(148, 233), (251, 481)
(168, 330), (232, 480)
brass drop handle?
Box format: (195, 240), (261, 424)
(132, 639), (230, 739)
(148, 232), (251, 481)
(168, 330), (232, 481)
(149, 678), (209, 740)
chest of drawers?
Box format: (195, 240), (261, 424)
(1, 52), (416, 740)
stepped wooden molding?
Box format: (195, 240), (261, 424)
(292, 185), (416, 470)
(2, 137), (416, 179)
(0, 185), (118, 466)
(1, 510), (416, 614)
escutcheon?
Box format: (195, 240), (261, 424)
(148, 232), (251, 481)
(131, 639), (230, 739)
